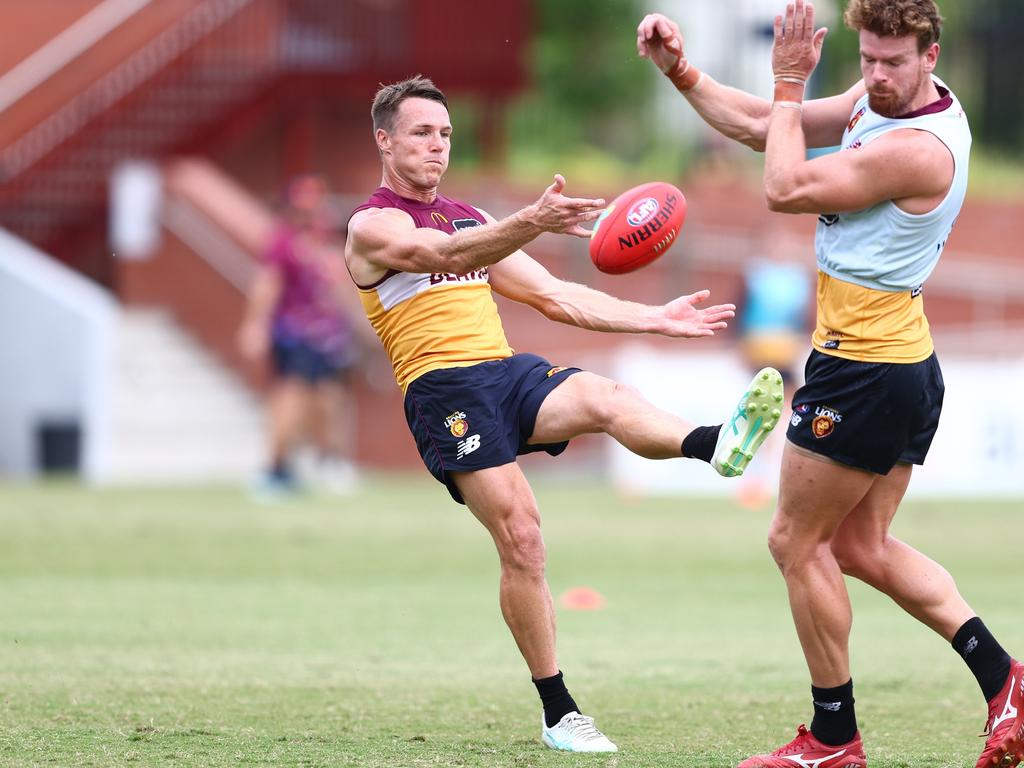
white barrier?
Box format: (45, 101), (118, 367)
(0, 230), (117, 482)
(608, 344), (1024, 499)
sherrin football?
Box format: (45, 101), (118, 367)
(588, 181), (687, 274)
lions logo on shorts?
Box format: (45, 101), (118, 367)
(444, 410), (469, 437)
(812, 415), (835, 438)
(811, 406), (843, 439)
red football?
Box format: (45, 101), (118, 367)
(589, 181), (687, 274)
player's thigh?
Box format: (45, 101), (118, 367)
(272, 376), (314, 412)
(774, 440), (879, 542)
(832, 462), (913, 546)
(528, 371), (636, 445)
(313, 377), (346, 414)
(452, 463), (542, 537)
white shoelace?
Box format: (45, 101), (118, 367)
(559, 713), (605, 742)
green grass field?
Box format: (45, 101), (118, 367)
(0, 478), (1020, 767)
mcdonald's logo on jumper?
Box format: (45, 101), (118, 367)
(430, 211), (449, 226)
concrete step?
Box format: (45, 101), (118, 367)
(107, 308), (264, 483)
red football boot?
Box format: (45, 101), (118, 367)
(977, 659), (1024, 768)
(738, 725), (867, 768)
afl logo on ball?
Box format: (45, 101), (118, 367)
(626, 197), (659, 227)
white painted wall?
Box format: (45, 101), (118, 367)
(0, 229), (117, 482)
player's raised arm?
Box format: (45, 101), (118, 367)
(763, 1), (951, 214)
(636, 11), (863, 150)
(346, 175), (605, 283)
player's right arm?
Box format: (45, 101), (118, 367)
(636, 12), (864, 151)
(345, 175), (604, 286)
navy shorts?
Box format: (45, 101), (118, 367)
(272, 336), (352, 384)
(787, 349), (944, 474)
(403, 353), (581, 503)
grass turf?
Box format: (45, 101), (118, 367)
(0, 478), (1020, 767)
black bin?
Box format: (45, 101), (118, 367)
(36, 420), (82, 474)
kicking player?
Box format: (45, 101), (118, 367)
(638, 1), (1023, 766)
(345, 75), (783, 753)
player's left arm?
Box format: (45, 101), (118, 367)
(764, 127), (953, 214)
(488, 250), (734, 339)
(763, 0), (951, 214)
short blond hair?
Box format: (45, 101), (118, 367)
(844, 0), (943, 51)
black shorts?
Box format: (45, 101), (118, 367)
(272, 336), (352, 383)
(787, 349), (944, 475)
(403, 353), (581, 503)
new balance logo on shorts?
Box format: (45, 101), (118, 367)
(456, 434), (481, 459)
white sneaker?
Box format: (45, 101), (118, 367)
(541, 711), (618, 753)
(317, 458), (360, 495)
(712, 367), (784, 478)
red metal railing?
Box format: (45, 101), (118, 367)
(0, 0), (529, 278)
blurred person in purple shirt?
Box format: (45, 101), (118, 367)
(238, 174), (359, 494)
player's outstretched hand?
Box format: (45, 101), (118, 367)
(636, 13), (686, 75)
(656, 290), (735, 338)
(527, 174), (605, 238)
(772, 0), (827, 82)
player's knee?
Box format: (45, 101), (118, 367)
(830, 537), (882, 581)
(766, 526), (791, 571)
(830, 538), (859, 577)
(497, 517), (546, 575)
(767, 519), (826, 573)
(589, 378), (643, 430)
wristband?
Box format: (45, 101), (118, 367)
(773, 80), (805, 103)
(773, 101), (803, 112)
(668, 59), (704, 92)
(774, 69), (808, 81)
(774, 76), (806, 86)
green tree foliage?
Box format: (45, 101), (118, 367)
(509, 0), (653, 160)
(503, 0), (1020, 183)
(816, 0), (1021, 154)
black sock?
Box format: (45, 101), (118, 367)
(681, 425), (721, 463)
(533, 671), (579, 728)
(270, 459), (292, 479)
(810, 679), (857, 746)
(953, 617), (1012, 702)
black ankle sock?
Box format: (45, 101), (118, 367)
(681, 425), (721, 463)
(533, 671), (579, 728)
(953, 617), (1012, 702)
(810, 679), (857, 746)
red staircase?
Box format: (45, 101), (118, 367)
(0, 0), (529, 283)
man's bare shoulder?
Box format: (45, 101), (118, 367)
(345, 207), (418, 285)
(851, 128), (955, 209)
(348, 205), (415, 233)
(865, 128), (953, 175)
